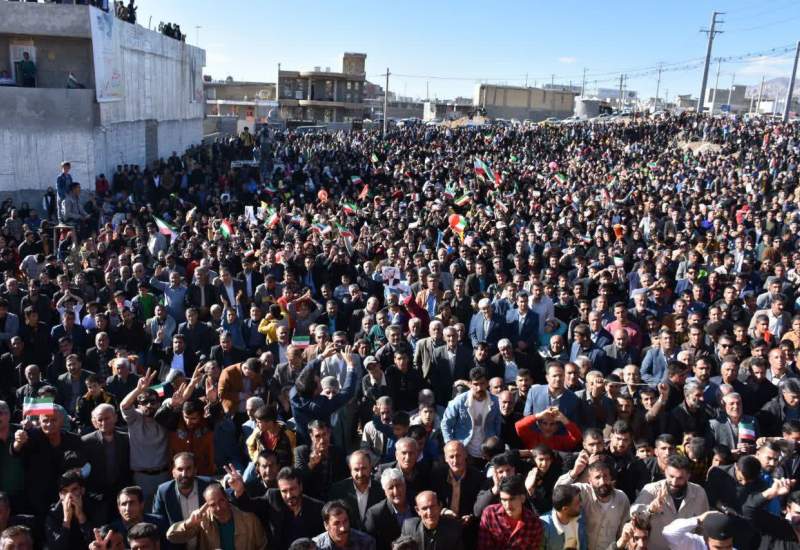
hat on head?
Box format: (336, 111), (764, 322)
(700, 512), (735, 541)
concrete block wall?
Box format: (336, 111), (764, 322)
(156, 118), (203, 161)
(0, 125), (95, 191)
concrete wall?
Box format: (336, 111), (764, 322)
(0, 3), (205, 192)
(0, 3), (91, 38)
(99, 24), (205, 126)
(474, 84), (575, 121)
(0, 35), (94, 89)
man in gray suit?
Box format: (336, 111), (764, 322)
(401, 490), (463, 548)
(709, 392), (759, 456)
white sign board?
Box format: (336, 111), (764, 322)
(89, 6), (124, 102)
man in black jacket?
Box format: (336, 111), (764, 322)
(44, 471), (97, 550)
(430, 327), (473, 407)
(293, 419), (348, 501)
(84, 332), (117, 380)
(667, 379), (712, 441)
(81, 403), (131, 524)
(374, 437), (431, 503)
(401, 491), (463, 548)
(365, 467), (416, 550)
(228, 465), (324, 550)
(150, 333), (199, 381)
(176, 307), (217, 358)
(329, 450), (384, 530)
(11, 409), (86, 515)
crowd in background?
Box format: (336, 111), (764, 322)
(0, 112), (799, 549)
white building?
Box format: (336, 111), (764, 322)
(0, 2), (205, 191)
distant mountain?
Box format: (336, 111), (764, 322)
(745, 77), (799, 99)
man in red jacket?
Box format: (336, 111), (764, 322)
(514, 406), (582, 451)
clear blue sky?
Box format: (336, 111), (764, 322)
(136, 0), (800, 101)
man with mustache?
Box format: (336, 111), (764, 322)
(633, 454), (709, 550)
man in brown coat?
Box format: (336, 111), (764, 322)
(218, 357), (263, 421)
(166, 483), (266, 549)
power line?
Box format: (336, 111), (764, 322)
(366, 43), (800, 88)
(726, 13), (800, 33)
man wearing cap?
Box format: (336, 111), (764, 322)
(663, 510), (736, 550)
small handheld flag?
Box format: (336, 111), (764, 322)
(220, 219), (235, 239)
(342, 202), (360, 216)
(449, 214), (468, 238)
(153, 216), (176, 238)
(291, 335), (310, 348)
(23, 397), (56, 417)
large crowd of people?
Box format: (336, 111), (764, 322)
(0, 112), (799, 549)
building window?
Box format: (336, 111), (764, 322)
(346, 82), (352, 90)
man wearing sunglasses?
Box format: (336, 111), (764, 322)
(120, 369), (169, 509)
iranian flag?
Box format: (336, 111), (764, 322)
(449, 214), (468, 238)
(263, 184), (277, 195)
(342, 202), (360, 216)
(647, 161), (658, 170)
(265, 208), (280, 229)
(220, 219), (236, 239)
(22, 397), (55, 416)
(336, 223), (354, 240)
(150, 383), (167, 398)
(739, 420), (756, 441)
(351, 175), (363, 186)
(153, 216), (176, 238)
(291, 335), (310, 348)
(443, 185), (456, 200)
(553, 173), (568, 185)
(311, 223), (332, 235)
(454, 195), (470, 207)
(474, 158), (500, 186)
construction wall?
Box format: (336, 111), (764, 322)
(474, 83), (576, 121)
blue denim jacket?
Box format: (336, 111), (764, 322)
(440, 390), (501, 445)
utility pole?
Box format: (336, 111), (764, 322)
(655, 62), (663, 110)
(525, 73), (528, 87)
(383, 68), (390, 138)
(618, 74), (624, 112)
(783, 41), (800, 122)
(581, 67), (587, 97)
(195, 26), (201, 45)
(710, 58), (722, 113)
(756, 74), (765, 115)
(726, 73), (735, 114)
(426, 80), (429, 101)
(698, 11), (724, 113)
(551, 74), (555, 87)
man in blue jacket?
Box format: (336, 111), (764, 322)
(440, 366), (501, 463)
(540, 483), (588, 550)
(290, 343), (360, 446)
(524, 361), (580, 424)
(641, 329), (679, 386)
